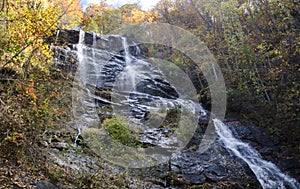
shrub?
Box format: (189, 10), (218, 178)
(102, 117), (139, 146)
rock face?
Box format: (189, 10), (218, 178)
(48, 29), (298, 188)
(36, 181), (58, 189)
(169, 144), (259, 186)
(136, 78), (179, 99)
(228, 121), (300, 182)
(49, 29), (140, 55)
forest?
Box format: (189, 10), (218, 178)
(0, 0), (299, 188)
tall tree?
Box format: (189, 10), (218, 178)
(0, 0), (60, 76)
(81, 1), (121, 34)
(52, 0), (83, 29)
(153, 0), (300, 141)
(120, 3), (159, 24)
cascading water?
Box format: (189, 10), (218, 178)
(121, 37), (132, 64)
(73, 30), (106, 130)
(92, 33), (96, 64)
(69, 30), (299, 186)
(213, 119), (300, 189)
(76, 30), (86, 83)
(73, 31), (200, 157)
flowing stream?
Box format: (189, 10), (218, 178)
(72, 30), (299, 188)
(214, 119), (300, 189)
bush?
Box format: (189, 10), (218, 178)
(102, 117), (140, 146)
(0, 69), (73, 161)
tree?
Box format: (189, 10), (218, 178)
(153, 0), (300, 142)
(52, 0), (83, 29)
(0, 0), (72, 162)
(120, 3), (159, 24)
(0, 0), (60, 76)
(81, 2), (121, 34)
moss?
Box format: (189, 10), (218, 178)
(162, 107), (181, 128)
(48, 167), (64, 181)
(102, 117), (140, 147)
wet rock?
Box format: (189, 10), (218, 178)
(169, 143), (259, 186)
(49, 29), (101, 47)
(181, 173), (206, 185)
(279, 159), (300, 172)
(36, 180), (58, 189)
(227, 121), (279, 147)
(40, 141), (49, 147)
(136, 79), (179, 99)
(140, 128), (178, 148)
(171, 152), (206, 184)
(51, 142), (69, 151)
(203, 164), (227, 181)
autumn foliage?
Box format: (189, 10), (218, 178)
(155, 0), (300, 143)
(81, 2), (159, 34)
(0, 0), (71, 160)
(53, 0), (83, 29)
(0, 0), (60, 75)
(0, 0), (299, 168)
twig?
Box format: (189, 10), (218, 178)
(0, 97), (5, 105)
(0, 0), (5, 12)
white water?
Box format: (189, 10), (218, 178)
(212, 62), (218, 80)
(133, 41), (141, 55)
(122, 37), (132, 64)
(74, 127), (82, 146)
(114, 37), (139, 92)
(119, 65), (138, 91)
(50, 30), (61, 66)
(73, 30), (101, 127)
(77, 30), (85, 62)
(92, 33), (96, 64)
(76, 30), (86, 84)
(213, 119), (300, 189)
(76, 30), (104, 86)
(72, 31), (299, 187)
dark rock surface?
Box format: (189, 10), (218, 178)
(136, 78), (179, 99)
(51, 142), (69, 151)
(169, 143), (259, 187)
(49, 29), (141, 55)
(36, 180), (58, 189)
(48, 29), (299, 188)
(225, 120), (300, 182)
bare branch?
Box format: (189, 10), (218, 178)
(0, 0), (5, 12)
(0, 97), (5, 105)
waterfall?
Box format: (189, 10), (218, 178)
(68, 31), (299, 183)
(133, 42), (141, 55)
(55, 29), (60, 40)
(74, 126), (82, 146)
(212, 62), (218, 80)
(213, 119), (300, 189)
(73, 30), (101, 127)
(92, 33), (96, 64)
(119, 64), (137, 91)
(121, 37), (132, 64)
(77, 30), (85, 62)
(76, 30), (86, 84)
(50, 29), (60, 66)
(116, 37), (140, 92)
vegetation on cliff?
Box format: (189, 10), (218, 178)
(0, 0), (299, 187)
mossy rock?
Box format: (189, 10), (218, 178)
(161, 107), (181, 128)
(102, 117), (140, 147)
